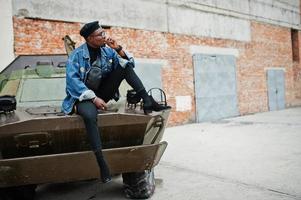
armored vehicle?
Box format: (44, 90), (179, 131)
(0, 48), (170, 199)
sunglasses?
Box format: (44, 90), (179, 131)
(91, 31), (106, 38)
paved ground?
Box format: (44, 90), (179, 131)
(36, 107), (301, 200)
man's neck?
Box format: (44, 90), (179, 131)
(87, 43), (99, 50)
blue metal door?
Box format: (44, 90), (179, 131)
(134, 62), (162, 91)
(267, 69), (285, 111)
(193, 54), (239, 122)
(118, 61), (163, 100)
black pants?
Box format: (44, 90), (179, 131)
(76, 65), (145, 152)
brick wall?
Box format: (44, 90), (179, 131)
(13, 17), (83, 55)
(13, 17), (300, 125)
(238, 22), (295, 114)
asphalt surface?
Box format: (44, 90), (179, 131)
(35, 107), (301, 200)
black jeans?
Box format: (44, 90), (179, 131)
(76, 64), (145, 152)
(76, 100), (101, 151)
(95, 63), (145, 102)
(76, 65), (146, 181)
(76, 100), (111, 182)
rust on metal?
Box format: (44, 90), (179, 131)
(0, 142), (167, 188)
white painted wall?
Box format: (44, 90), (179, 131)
(12, 0), (168, 32)
(9, 0), (301, 43)
(0, 0), (14, 72)
(250, 0), (300, 28)
(189, 45), (240, 57)
(167, 4), (251, 41)
(169, 0), (299, 28)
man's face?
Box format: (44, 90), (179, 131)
(87, 28), (106, 48)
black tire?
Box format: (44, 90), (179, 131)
(0, 184), (36, 200)
(122, 169), (155, 199)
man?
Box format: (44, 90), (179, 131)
(62, 21), (170, 183)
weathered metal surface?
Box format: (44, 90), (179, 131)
(0, 64), (171, 191)
(0, 112), (152, 135)
(0, 142), (167, 188)
(267, 69), (286, 111)
(193, 54), (239, 122)
(143, 110), (170, 144)
(1, 55), (67, 75)
(0, 109), (170, 157)
(0, 79), (20, 96)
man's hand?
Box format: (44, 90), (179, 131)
(93, 97), (107, 110)
(105, 37), (127, 58)
(105, 37), (119, 49)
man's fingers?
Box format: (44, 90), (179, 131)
(94, 97), (107, 110)
(106, 37), (113, 44)
(100, 101), (107, 110)
(101, 104), (107, 110)
(105, 37), (117, 47)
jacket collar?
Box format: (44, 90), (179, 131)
(82, 43), (90, 59)
(82, 43), (107, 60)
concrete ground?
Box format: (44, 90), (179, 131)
(36, 107), (301, 200)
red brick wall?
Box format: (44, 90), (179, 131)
(238, 22), (295, 114)
(14, 17), (83, 55)
(13, 17), (300, 125)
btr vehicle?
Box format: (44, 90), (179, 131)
(0, 36), (171, 199)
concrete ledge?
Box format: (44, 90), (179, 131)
(190, 45), (239, 57)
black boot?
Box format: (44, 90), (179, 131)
(94, 150), (112, 183)
(143, 95), (171, 114)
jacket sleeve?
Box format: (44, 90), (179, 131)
(112, 49), (135, 68)
(65, 54), (96, 101)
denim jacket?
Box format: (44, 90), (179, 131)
(61, 43), (134, 114)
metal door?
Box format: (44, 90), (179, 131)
(134, 62), (162, 91)
(267, 69), (285, 111)
(193, 54), (239, 122)
(118, 62), (163, 99)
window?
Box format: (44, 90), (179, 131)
(291, 29), (300, 62)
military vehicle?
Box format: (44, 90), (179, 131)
(0, 36), (171, 199)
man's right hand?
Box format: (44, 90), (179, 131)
(93, 97), (107, 110)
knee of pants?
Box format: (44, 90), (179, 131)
(82, 111), (97, 122)
(82, 114), (97, 122)
(77, 104), (98, 122)
(125, 62), (134, 69)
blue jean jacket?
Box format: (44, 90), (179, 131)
(61, 43), (134, 114)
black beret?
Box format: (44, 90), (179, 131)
(80, 21), (100, 38)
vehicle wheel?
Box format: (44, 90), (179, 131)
(0, 184), (36, 200)
(122, 169), (155, 199)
